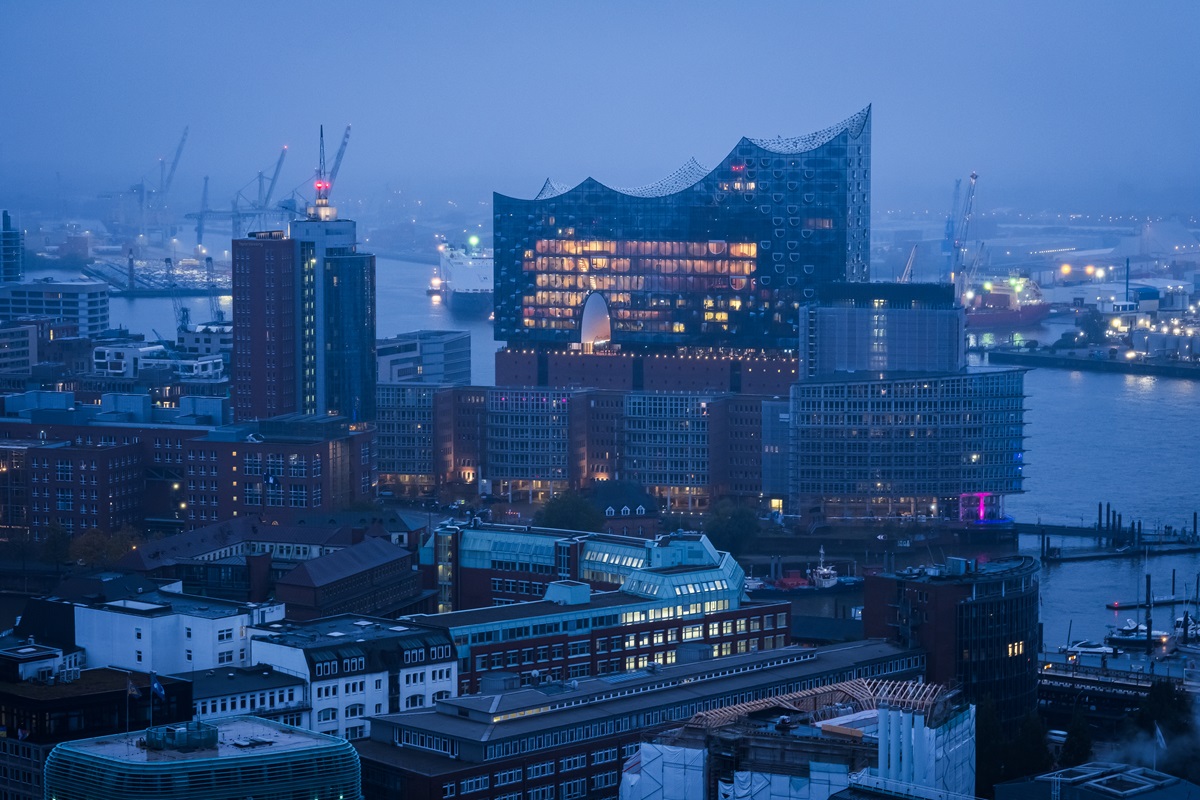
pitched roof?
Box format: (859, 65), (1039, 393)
(587, 480), (658, 517)
(276, 537), (410, 589)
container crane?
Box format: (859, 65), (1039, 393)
(238, 146), (289, 234)
(160, 127), (189, 202)
(163, 257), (190, 332)
(193, 176), (210, 247)
(950, 172), (978, 298)
(326, 124), (351, 199)
(204, 256), (224, 323)
(899, 245), (918, 283)
(145, 127), (189, 243)
(185, 145), (293, 246)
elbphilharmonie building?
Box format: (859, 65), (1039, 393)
(493, 107), (872, 351)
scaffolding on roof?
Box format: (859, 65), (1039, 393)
(682, 677), (946, 730)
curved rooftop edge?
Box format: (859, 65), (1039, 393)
(515, 105), (871, 202)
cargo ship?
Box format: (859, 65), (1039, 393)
(964, 276), (1052, 330)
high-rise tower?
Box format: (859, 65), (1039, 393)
(0, 211), (23, 283)
(232, 130), (375, 421)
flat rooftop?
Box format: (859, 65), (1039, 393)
(55, 716), (343, 763)
(379, 640), (920, 743)
(878, 555), (1039, 585)
(93, 589), (266, 619)
(253, 614), (424, 648)
(178, 664), (306, 699)
(402, 589), (646, 629)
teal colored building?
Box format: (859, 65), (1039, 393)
(43, 717), (360, 800)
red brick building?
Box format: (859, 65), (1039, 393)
(413, 529), (789, 692)
(232, 231), (297, 421)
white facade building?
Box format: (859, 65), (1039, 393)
(72, 585), (284, 674)
(93, 343), (224, 380)
(249, 615), (456, 741)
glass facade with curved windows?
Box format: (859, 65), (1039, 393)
(494, 107), (871, 351)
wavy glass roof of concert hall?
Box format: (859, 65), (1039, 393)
(510, 106), (871, 203)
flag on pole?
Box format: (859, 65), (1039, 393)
(150, 673), (166, 701)
(1155, 722), (1168, 750)
(127, 676), (142, 699)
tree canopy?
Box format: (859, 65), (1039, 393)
(533, 490), (606, 532)
(703, 502), (760, 557)
(69, 527), (146, 569)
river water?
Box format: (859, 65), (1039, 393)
(51, 260), (1200, 649)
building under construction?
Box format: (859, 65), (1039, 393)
(620, 679), (975, 800)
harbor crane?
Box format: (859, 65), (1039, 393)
(145, 127), (190, 242)
(163, 257), (190, 332)
(159, 127), (189, 204)
(204, 256), (224, 323)
(949, 172), (978, 297)
(193, 177), (211, 248)
(100, 127), (189, 242)
(898, 244), (918, 283)
(326, 124), (351, 199)
(236, 145), (289, 235)
(185, 145), (293, 246)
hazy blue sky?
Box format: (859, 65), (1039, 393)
(2, 1), (1197, 215)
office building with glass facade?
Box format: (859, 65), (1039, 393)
(0, 210), (22, 283)
(494, 107), (871, 352)
(787, 282), (1025, 522)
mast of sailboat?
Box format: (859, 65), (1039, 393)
(1146, 573), (1153, 655)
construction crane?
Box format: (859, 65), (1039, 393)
(898, 245), (918, 283)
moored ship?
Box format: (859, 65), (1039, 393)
(440, 241), (493, 318)
(964, 276), (1051, 330)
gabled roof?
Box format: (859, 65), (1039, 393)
(277, 537), (410, 589)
